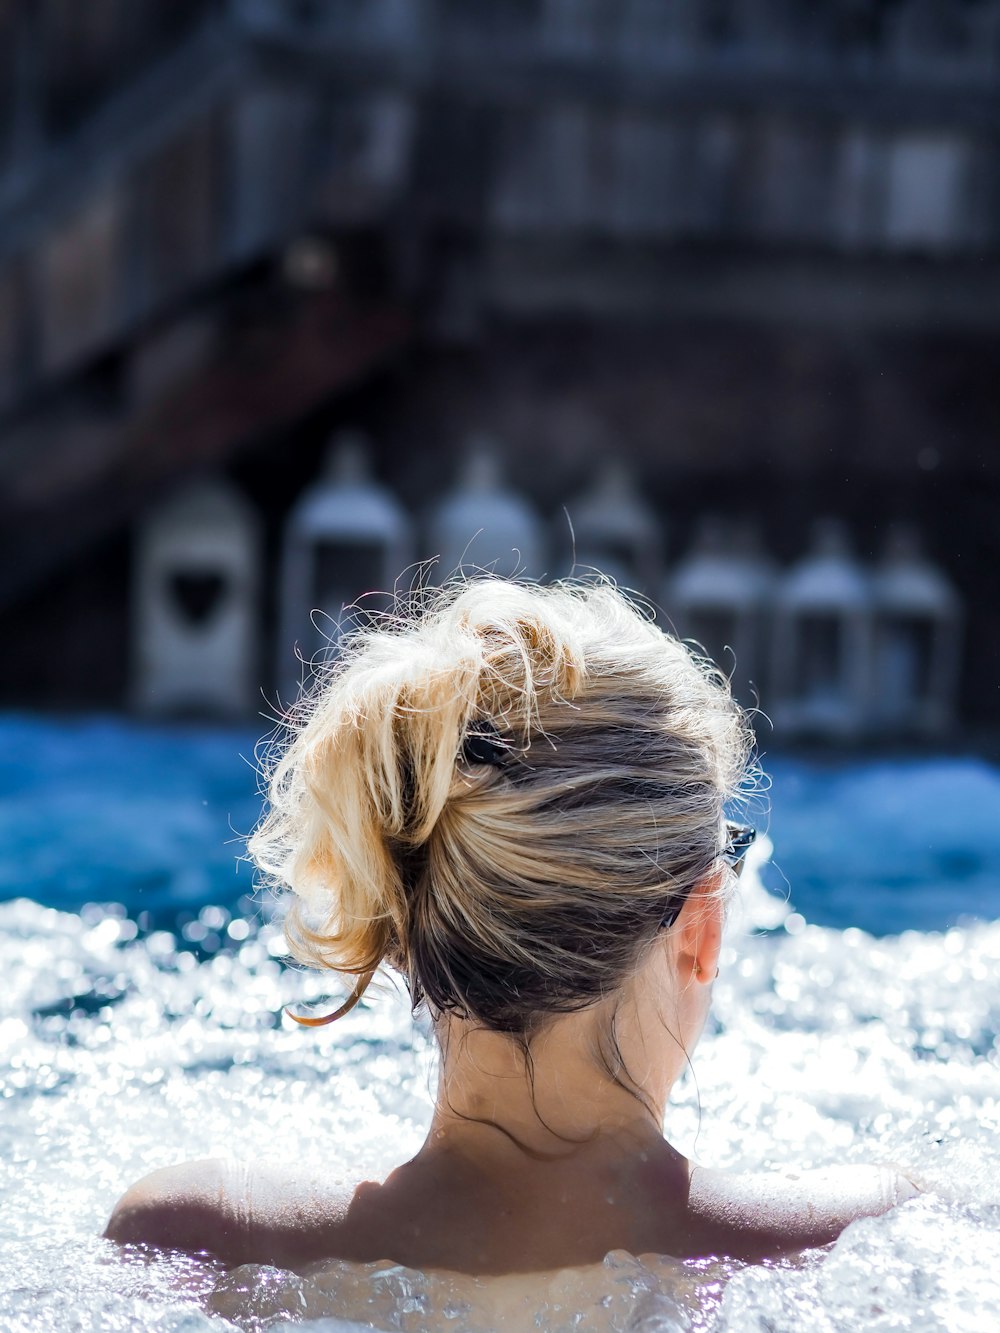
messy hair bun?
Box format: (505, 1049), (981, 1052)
(249, 579), (752, 1035)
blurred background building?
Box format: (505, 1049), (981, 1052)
(0, 0), (996, 737)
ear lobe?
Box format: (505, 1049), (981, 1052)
(671, 871), (724, 986)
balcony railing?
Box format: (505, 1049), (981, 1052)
(0, 0), (996, 415)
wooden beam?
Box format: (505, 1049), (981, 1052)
(0, 286), (412, 611)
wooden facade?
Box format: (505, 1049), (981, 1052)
(0, 0), (997, 718)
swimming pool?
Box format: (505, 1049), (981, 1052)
(1, 715), (998, 1331)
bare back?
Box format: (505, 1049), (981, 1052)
(105, 1147), (910, 1274)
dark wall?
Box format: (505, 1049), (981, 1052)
(5, 311), (994, 725)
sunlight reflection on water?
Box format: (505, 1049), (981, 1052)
(1, 717), (999, 1331)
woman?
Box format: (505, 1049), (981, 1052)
(106, 579), (914, 1273)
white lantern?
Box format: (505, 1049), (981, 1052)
(277, 432), (413, 702)
(428, 438), (545, 582)
(561, 458), (662, 593)
(131, 477), (260, 717)
(769, 519), (872, 739)
(871, 523), (961, 736)
(666, 516), (773, 705)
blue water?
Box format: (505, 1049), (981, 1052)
(753, 755), (1000, 933)
(0, 714), (261, 923)
(2, 713), (999, 1331)
(3, 713), (998, 934)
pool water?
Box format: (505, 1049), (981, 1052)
(1, 715), (999, 1332)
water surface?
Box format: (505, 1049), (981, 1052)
(1, 716), (998, 1331)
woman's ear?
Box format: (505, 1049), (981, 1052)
(670, 870), (724, 986)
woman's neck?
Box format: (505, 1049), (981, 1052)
(427, 1006), (677, 1161)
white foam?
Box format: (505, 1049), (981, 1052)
(2, 879), (998, 1331)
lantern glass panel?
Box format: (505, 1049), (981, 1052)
(688, 610), (737, 675)
(876, 613), (935, 710)
(168, 570), (230, 627)
(795, 613), (844, 702)
(312, 539), (387, 650)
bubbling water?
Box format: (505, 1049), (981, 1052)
(1, 880), (999, 1332)
(208, 1249), (734, 1331)
(2, 718), (1000, 1331)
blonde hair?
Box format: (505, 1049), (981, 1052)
(249, 579), (753, 1035)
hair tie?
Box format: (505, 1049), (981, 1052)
(461, 723), (510, 769)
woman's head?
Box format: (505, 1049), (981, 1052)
(249, 579), (753, 1037)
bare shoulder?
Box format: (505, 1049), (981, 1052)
(104, 1158), (233, 1254)
(685, 1162), (919, 1260)
(104, 1158), (357, 1266)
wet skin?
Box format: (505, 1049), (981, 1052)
(105, 880), (917, 1273)
(105, 1138), (912, 1274)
